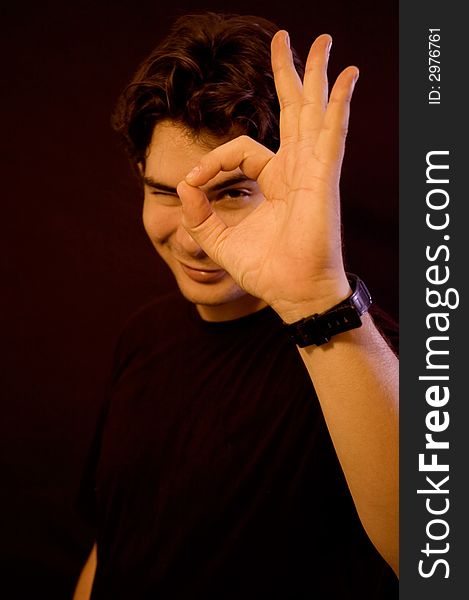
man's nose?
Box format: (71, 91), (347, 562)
(174, 222), (207, 258)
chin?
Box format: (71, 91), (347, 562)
(176, 277), (246, 308)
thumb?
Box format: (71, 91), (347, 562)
(176, 180), (228, 263)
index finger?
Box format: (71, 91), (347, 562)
(185, 135), (274, 186)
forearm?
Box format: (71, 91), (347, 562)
(73, 543), (97, 600)
(288, 311), (399, 574)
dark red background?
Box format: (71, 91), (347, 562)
(1, 1), (397, 597)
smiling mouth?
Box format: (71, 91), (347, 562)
(179, 262), (226, 283)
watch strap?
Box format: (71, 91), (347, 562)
(284, 274), (372, 347)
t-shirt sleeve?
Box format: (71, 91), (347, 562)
(74, 327), (132, 526)
(74, 397), (111, 527)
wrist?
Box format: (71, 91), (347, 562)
(271, 276), (352, 324)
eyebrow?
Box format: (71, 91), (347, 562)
(143, 174), (253, 194)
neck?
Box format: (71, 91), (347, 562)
(196, 295), (268, 322)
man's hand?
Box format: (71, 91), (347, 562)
(177, 32), (359, 322)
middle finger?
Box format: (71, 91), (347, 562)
(299, 34), (331, 143)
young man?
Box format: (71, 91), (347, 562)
(75, 13), (399, 599)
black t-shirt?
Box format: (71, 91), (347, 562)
(83, 291), (398, 599)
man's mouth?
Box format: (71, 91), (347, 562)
(179, 262), (226, 283)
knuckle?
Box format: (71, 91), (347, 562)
(279, 98), (298, 111)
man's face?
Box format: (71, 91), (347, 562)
(142, 120), (267, 321)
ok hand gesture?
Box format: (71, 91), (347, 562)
(177, 32), (359, 323)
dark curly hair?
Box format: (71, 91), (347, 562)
(111, 12), (304, 169)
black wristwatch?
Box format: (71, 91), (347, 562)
(284, 274), (372, 347)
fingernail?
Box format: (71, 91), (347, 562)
(285, 31), (290, 49)
(327, 39), (332, 56)
(186, 165), (201, 183)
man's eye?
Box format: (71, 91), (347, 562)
(149, 192), (181, 206)
(218, 189), (251, 201)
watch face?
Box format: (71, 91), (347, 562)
(351, 277), (372, 316)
